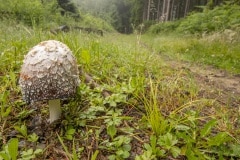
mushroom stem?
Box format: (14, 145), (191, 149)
(48, 99), (61, 123)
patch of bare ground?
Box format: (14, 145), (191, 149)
(140, 41), (239, 108)
(163, 56), (240, 108)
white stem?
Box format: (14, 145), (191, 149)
(48, 99), (61, 123)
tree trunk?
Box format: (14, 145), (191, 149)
(147, 0), (151, 20)
(142, 0), (149, 21)
(170, 0), (175, 20)
(157, 0), (161, 21)
(184, 0), (190, 17)
(161, 0), (166, 21)
(165, 0), (171, 21)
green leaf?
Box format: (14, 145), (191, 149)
(72, 139), (78, 160)
(65, 128), (75, 140)
(110, 101), (117, 107)
(108, 155), (116, 160)
(116, 149), (130, 158)
(170, 146), (181, 158)
(1, 106), (12, 118)
(122, 150), (130, 158)
(158, 133), (178, 150)
(57, 134), (71, 158)
(150, 135), (157, 151)
(0, 91), (9, 106)
(135, 150), (156, 160)
(14, 125), (27, 137)
(115, 136), (124, 147)
(175, 124), (190, 131)
(231, 144), (240, 156)
(66, 128), (76, 135)
(0, 91), (11, 118)
(200, 119), (217, 137)
(122, 144), (131, 152)
(21, 149), (34, 159)
(176, 132), (195, 144)
(7, 138), (18, 160)
(17, 109), (34, 119)
(156, 149), (165, 157)
(107, 125), (117, 139)
(9, 71), (16, 88)
(207, 132), (230, 147)
(91, 150), (99, 160)
(0, 152), (10, 160)
(77, 120), (86, 127)
(185, 148), (198, 160)
(33, 149), (42, 155)
(28, 133), (39, 142)
(144, 143), (152, 151)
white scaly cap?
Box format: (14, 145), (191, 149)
(19, 40), (80, 103)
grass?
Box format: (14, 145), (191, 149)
(0, 20), (240, 159)
(143, 32), (240, 74)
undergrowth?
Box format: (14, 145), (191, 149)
(0, 0), (114, 31)
(149, 3), (240, 34)
(0, 20), (240, 160)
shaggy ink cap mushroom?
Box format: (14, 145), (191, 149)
(19, 40), (80, 123)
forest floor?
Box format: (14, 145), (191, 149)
(1, 31), (240, 159)
(163, 55), (240, 108)
(34, 38), (240, 159)
(140, 41), (240, 108)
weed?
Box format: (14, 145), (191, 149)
(57, 134), (79, 160)
(141, 78), (168, 136)
(100, 135), (132, 160)
(0, 138), (42, 160)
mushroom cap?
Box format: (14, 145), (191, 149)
(19, 40), (80, 103)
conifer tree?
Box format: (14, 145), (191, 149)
(57, 0), (78, 16)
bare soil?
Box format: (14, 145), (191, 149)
(163, 55), (240, 108)
(140, 40), (239, 108)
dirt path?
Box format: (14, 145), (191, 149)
(162, 55), (240, 107)
(140, 41), (240, 108)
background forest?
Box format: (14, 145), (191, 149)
(0, 0), (240, 159)
(1, 0), (239, 33)
(75, 0), (240, 33)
